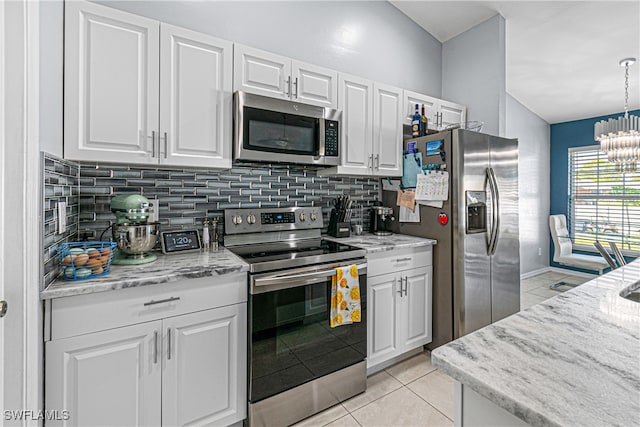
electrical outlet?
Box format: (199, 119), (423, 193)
(57, 202), (67, 234)
(148, 198), (159, 222)
(538, 247), (542, 256)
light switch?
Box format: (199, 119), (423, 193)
(57, 202), (67, 234)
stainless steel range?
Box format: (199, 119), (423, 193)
(224, 207), (367, 427)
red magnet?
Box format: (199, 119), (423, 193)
(437, 212), (449, 225)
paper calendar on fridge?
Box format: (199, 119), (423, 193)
(415, 171), (449, 201)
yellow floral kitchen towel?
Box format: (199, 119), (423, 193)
(330, 264), (361, 328)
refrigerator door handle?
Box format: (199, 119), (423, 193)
(487, 167), (500, 256)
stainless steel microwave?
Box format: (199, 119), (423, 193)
(233, 91), (341, 166)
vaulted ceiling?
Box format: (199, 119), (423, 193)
(390, 1), (640, 124)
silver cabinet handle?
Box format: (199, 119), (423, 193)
(153, 331), (158, 364)
(285, 76), (291, 97)
(375, 154), (380, 170)
(143, 296), (181, 307)
(396, 278), (403, 295)
(163, 132), (168, 159)
(396, 257), (412, 263)
(403, 277), (408, 296)
(0, 300), (7, 318)
(293, 77), (298, 99)
(167, 328), (172, 360)
(368, 154), (373, 168)
(151, 130), (156, 157)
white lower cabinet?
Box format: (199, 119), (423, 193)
(163, 305), (246, 427)
(45, 275), (247, 427)
(367, 247), (432, 371)
(45, 321), (162, 427)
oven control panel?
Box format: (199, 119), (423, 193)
(224, 207), (323, 235)
(261, 211), (295, 225)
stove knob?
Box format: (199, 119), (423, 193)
(232, 215), (243, 225)
(247, 214), (256, 224)
(310, 212), (318, 221)
(299, 212), (306, 222)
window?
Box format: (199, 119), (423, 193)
(569, 145), (640, 255)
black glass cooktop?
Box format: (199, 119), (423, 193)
(227, 238), (365, 273)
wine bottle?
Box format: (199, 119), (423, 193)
(420, 104), (428, 136)
(411, 104), (420, 137)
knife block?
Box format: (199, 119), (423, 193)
(328, 209), (350, 238)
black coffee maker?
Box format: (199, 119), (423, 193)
(370, 206), (394, 236)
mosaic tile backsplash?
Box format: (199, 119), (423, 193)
(77, 162), (380, 243)
(42, 153), (80, 288)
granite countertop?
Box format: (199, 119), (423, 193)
(432, 259), (640, 427)
(41, 247), (250, 300)
(324, 233), (437, 253)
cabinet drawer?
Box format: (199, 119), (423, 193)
(367, 246), (432, 277)
(50, 273), (247, 340)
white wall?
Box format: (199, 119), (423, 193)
(442, 14), (506, 137)
(505, 94), (550, 275)
(39, 0), (63, 157)
(96, 0), (442, 96)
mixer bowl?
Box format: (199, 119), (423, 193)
(112, 223), (160, 257)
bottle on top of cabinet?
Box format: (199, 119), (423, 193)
(412, 104), (421, 137)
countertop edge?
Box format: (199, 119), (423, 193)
(40, 248), (251, 300)
(431, 350), (557, 427)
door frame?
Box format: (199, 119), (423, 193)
(1, 0), (42, 422)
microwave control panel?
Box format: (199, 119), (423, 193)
(324, 121), (339, 157)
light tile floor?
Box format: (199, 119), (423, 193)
(293, 269), (592, 427)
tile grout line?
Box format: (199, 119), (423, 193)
(404, 384), (454, 423)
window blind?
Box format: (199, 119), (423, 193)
(568, 145), (640, 254)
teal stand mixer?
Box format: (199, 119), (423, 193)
(110, 195), (160, 265)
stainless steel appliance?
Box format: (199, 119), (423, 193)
(234, 91), (341, 165)
(224, 207), (367, 427)
(384, 129), (520, 348)
(370, 206), (395, 236)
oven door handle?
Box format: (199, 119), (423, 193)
(251, 262), (367, 294)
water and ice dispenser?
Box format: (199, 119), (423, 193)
(466, 191), (487, 234)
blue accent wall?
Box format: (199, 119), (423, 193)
(549, 109), (640, 271)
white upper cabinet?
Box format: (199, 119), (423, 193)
(233, 44), (289, 100)
(291, 60), (338, 108)
(160, 24), (232, 168)
(65, 1), (232, 168)
(320, 76), (402, 177)
(234, 44), (338, 108)
(403, 89), (439, 131)
(335, 73), (373, 175)
(438, 99), (467, 130)
(373, 82), (403, 177)
(402, 89), (467, 132)
(64, 1), (159, 164)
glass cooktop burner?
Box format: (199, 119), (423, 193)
(227, 238), (364, 272)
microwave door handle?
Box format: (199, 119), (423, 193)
(252, 263), (368, 293)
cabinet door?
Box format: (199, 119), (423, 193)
(367, 273), (400, 368)
(160, 24), (232, 168)
(45, 321), (162, 427)
(335, 73), (373, 175)
(438, 99), (466, 129)
(233, 44), (290, 99)
(372, 83), (403, 177)
(403, 89), (439, 131)
(64, 1), (159, 164)
(291, 60), (338, 108)
(401, 267), (432, 349)
(162, 303), (247, 427)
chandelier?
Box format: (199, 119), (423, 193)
(594, 58), (639, 173)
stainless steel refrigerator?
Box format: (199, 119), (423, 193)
(383, 128), (520, 349)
